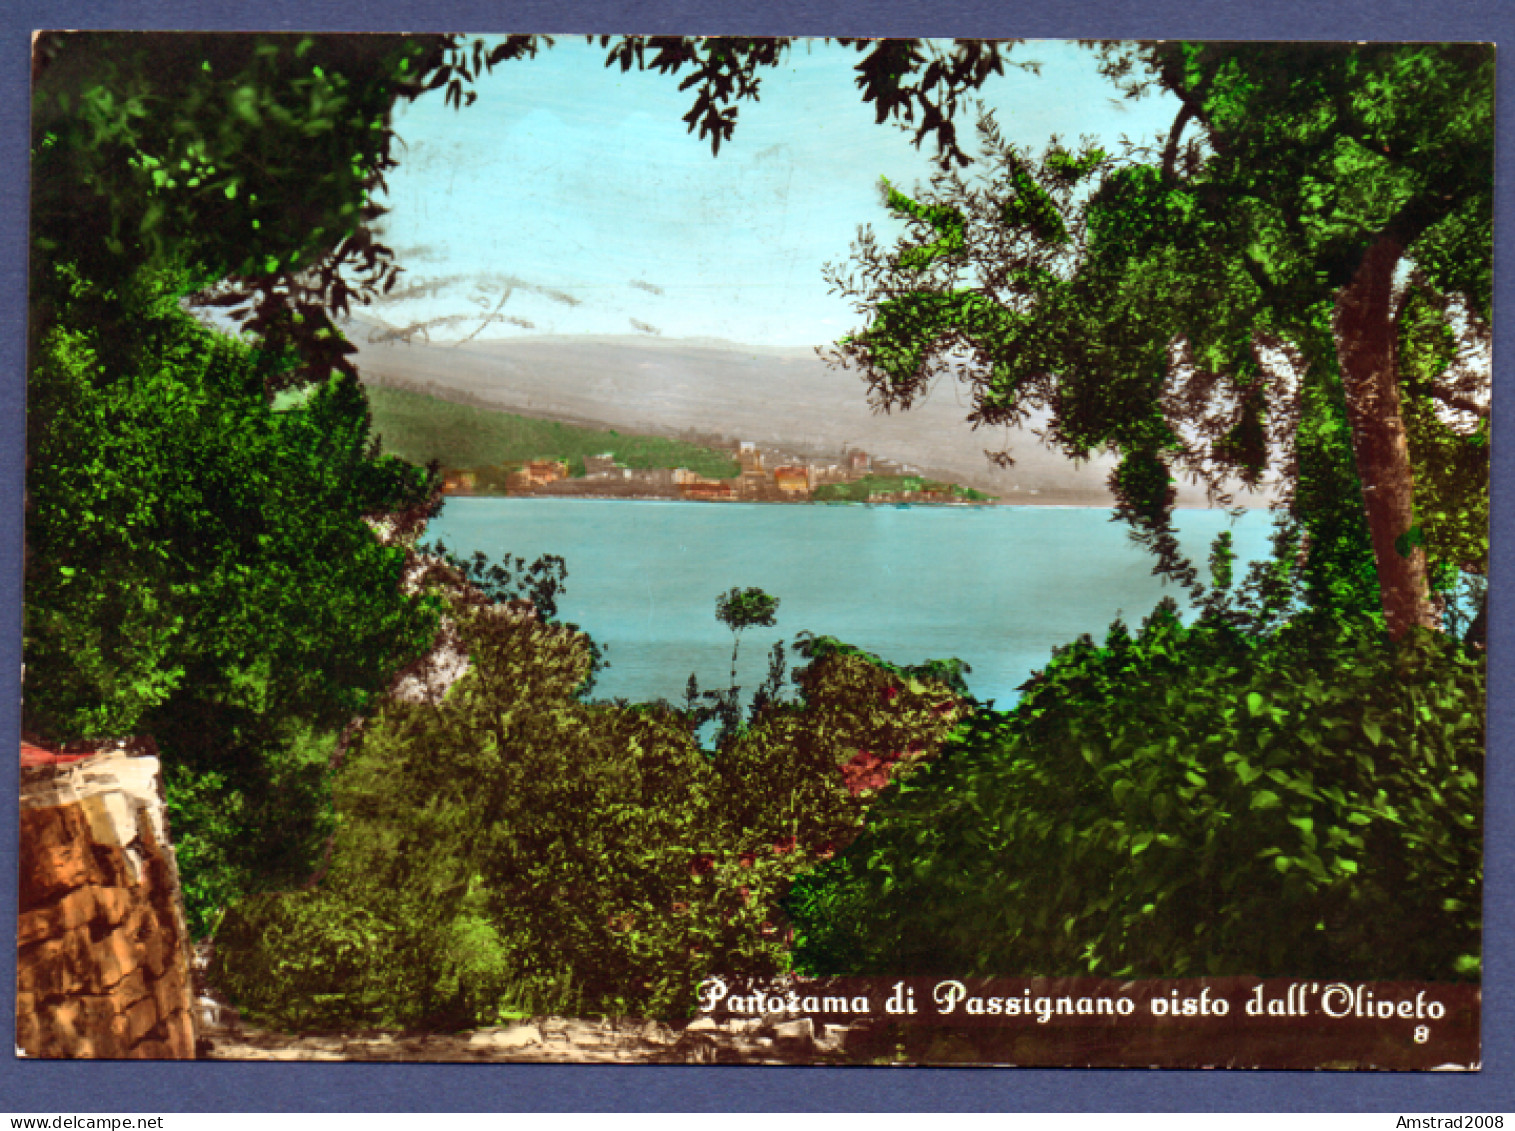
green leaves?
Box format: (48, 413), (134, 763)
(32, 32), (449, 385)
(1045, 146), (1106, 184)
(830, 43), (1491, 630)
(25, 261), (441, 929)
(1001, 163), (1069, 246)
(212, 600), (968, 1023)
(789, 604), (1483, 983)
(714, 586), (780, 632)
(884, 179), (966, 270)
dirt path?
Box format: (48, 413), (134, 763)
(200, 1014), (853, 1064)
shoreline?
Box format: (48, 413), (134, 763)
(437, 493), (1273, 512)
(443, 491), (998, 507)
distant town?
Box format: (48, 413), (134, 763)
(440, 441), (996, 505)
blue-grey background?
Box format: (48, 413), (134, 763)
(1, 0), (1510, 1113)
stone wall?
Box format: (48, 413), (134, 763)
(16, 746), (198, 1058)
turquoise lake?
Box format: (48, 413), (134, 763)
(428, 498), (1277, 708)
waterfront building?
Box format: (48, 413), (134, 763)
(521, 459), (568, 486)
(584, 453), (624, 477)
(441, 469), (478, 493)
(773, 466), (811, 496)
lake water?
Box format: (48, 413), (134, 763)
(428, 498), (1276, 708)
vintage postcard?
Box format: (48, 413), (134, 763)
(16, 33), (1489, 1069)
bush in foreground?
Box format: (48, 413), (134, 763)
(788, 603), (1483, 982)
(213, 585), (969, 1028)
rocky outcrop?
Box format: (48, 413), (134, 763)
(16, 745), (198, 1059)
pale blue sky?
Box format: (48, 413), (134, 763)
(369, 38), (1180, 347)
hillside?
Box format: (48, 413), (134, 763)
(366, 385), (739, 479)
(348, 319), (1276, 508)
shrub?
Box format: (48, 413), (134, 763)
(788, 604), (1483, 982)
(26, 262), (440, 932)
(215, 594), (782, 1025)
(719, 635), (970, 858)
(213, 582), (975, 1026)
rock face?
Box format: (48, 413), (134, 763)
(16, 747), (198, 1059)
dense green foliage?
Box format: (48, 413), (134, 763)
(32, 35), (1488, 1024)
(25, 264), (439, 932)
(22, 29), (1019, 973)
(719, 635), (969, 856)
(218, 606), (740, 1025)
(803, 48), (1493, 978)
(365, 385), (739, 481)
(1396, 292), (1490, 578)
(1286, 318), (1385, 625)
(789, 595), (1483, 982)
(801, 106), (1491, 978)
(831, 44), (1492, 628)
(212, 576), (968, 1027)
(715, 587), (780, 635)
(26, 266), (436, 743)
(25, 34), (471, 930)
(29, 33), (465, 384)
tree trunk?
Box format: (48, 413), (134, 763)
(1332, 233), (1438, 638)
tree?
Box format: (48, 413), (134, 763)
(27, 34), (464, 922)
(690, 587), (781, 742)
(24, 31), (1030, 924)
(24, 259), (443, 928)
(210, 583), (972, 1026)
(827, 43), (1492, 637)
(786, 41), (1490, 991)
(29, 33), (1023, 384)
(715, 586), (781, 687)
(31, 33), (456, 384)
(787, 600), (1483, 981)
(212, 594), (764, 1024)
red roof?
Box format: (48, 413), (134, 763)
(20, 742), (92, 768)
